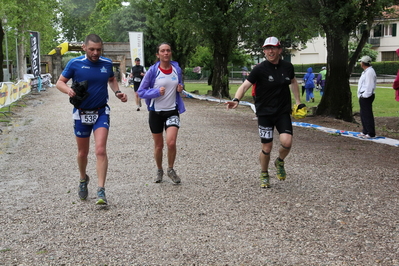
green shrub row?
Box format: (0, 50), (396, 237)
(293, 61), (399, 75)
(184, 62), (399, 80)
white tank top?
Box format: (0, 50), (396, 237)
(151, 66), (179, 111)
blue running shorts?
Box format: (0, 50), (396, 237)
(73, 105), (110, 138)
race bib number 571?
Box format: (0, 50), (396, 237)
(258, 126), (273, 140)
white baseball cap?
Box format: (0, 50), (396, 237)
(359, 55), (372, 63)
(262, 37), (280, 47)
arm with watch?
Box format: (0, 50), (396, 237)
(108, 76), (128, 102)
(225, 80), (253, 109)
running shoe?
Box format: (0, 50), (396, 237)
(96, 187), (107, 205)
(274, 158), (286, 181)
(78, 175), (90, 200)
(167, 168), (181, 184)
(154, 169), (164, 183)
(260, 172), (270, 188)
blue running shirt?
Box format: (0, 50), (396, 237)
(62, 55), (114, 110)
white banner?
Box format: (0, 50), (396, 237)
(128, 32), (144, 67)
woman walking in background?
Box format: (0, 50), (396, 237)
(137, 43), (185, 184)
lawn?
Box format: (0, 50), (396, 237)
(184, 82), (399, 117)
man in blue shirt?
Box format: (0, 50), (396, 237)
(56, 34), (128, 205)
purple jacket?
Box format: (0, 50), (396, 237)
(137, 61), (186, 114)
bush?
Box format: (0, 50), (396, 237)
(294, 61), (399, 76)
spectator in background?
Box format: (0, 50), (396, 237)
(393, 49), (399, 102)
(357, 55), (376, 139)
(303, 67), (315, 102)
(316, 66), (327, 96)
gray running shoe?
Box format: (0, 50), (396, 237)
(154, 169), (164, 183)
(78, 175), (90, 200)
(96, 187), (107, 205)
(167, 168), (181, 184)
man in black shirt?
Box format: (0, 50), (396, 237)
(226, 37), (302, 188)
(130, 58), (146, 111)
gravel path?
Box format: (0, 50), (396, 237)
(0, 86), (398, 265)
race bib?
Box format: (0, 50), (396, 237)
(258, 126), (273, 140)
(166, 115), (180, 127)
(134, 77), (141, 82)
(80, 110), (99, 125)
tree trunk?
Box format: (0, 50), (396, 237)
(17, 35), (26, 80)
(208, 69), (213, 86)
(0, 21), (4, 82)
(211, 50), (229, 98)
(316, 32), (353, 122)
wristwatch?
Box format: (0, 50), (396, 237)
(115, 90), (122, 96)
(232, 98), (240, 103)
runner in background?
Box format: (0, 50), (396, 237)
(130, 58), (146, 111)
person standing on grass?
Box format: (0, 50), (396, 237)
(225, 36), (302, 188)
(316, 66), (327, 96)
(303, 67), (315, 102)
(137, 43), (185, 184)
(357, 55), (376, 139)
(393, 49), (399, 102)
(56, 34), (128, 205)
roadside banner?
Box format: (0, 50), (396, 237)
(29, 31), (41, 77)
(0, 81), (31, 110)
(128, 32), (144, 67)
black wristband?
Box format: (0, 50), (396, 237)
(232, 98), (240, 103)
(115, 90), (121, 96)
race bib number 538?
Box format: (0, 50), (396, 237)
(80, 110), (99, 125)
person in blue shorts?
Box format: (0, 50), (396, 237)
(56, 34), (128, 205)
(226, 37), (302, 188)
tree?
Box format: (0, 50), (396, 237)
(57, 0), (99, 42)
(1, 19), (4, 82)
(289, 0), (396, 121)
(86, 0), (123, 41)
(349, 42), (378, 62)
(106, 1), (147, 42)
(1, 0), (59, 80)
(142, 0), (198, 70)
(177, 0), (253, 98)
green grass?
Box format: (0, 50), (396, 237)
(184, 82), (399, 117)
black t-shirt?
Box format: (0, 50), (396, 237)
(131, 65), (145, 80)
(247, 59), (295, 116)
